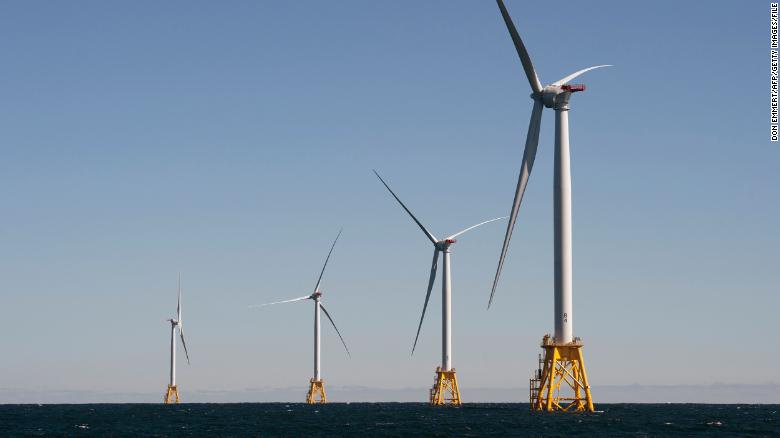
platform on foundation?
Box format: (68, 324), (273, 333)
(529, 335), (594, 412)
(306, 378), (327, 404)
(163, 384), (180, 404)
(429, 367), (462, 406)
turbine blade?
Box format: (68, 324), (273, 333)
(319, 304), (351, 357)
(412, 249), (439, 355)
(373, 170), (438, 244)
(177, 273), (181, 322)
(446, 217), (507, 241)
(313, 228), (342, 294)
(551, 65), (612, 87)
(179, 327), (190, 365)
(489, 99), (543, 308)
(249, 295), (311, 308)
(496, 0), (542, 94)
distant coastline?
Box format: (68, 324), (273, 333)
(2, 384), (779, 404)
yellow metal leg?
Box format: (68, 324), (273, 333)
(429, 367), (462, 406)
(572, 364), (584, 411)
(544, 348), (559, 411)
(306, 378), (327, 404)
(163, 384), (180, 404)
(576, 347), (595, 412)
(531, 335), (594, 412)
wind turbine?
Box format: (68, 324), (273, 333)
(164, 273), (190, 404)
(488, 0), (609, 412)
(250, 229), (350, 404)
(374, 170), (504, 406)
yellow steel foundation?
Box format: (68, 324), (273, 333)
(429, 367), (462, 406)
(530, 335), (594, 412)
(163, 384), (180, 404)
(306, 378), (327, 404)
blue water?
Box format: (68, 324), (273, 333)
(0, 403), (777, 436)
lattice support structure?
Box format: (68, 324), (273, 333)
(306, 378), (327, 404)
(429, 367), (462, 406)
(531, 335), (594, 412)
(163, 384), (180, 404)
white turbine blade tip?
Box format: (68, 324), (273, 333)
(551, 65), (613, 87)
(249, 295), (311, 308)
(446, 216), (507, 240)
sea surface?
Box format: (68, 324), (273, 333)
(0, 403), (777, 437)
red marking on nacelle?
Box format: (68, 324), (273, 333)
(445, 239), (457, 244)
(561, 84), (586, 92)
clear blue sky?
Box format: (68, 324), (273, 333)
(0, 1), (777, 401)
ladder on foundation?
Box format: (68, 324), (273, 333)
(528, 353), (543, 408)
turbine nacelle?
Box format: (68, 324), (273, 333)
(311, 291), (323, 300)
(536, 83), (586, 109)
(436, 238), (457, 250)
(561, 84), (586, 92)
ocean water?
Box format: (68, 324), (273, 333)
(0, 403), (777, 437)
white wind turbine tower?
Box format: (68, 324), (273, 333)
(250, 229), (350, 404)
(488, 0), (609, 412)
(374, 170), (505, 406)
(164, 274), (190, 404)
